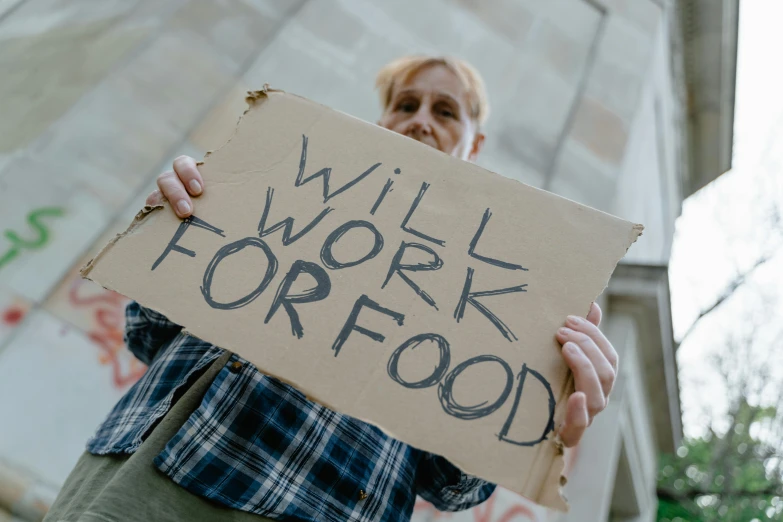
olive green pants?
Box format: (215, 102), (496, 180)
(44, 351), (274, 522)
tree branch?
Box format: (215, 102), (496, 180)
(679, 249), (778, 342)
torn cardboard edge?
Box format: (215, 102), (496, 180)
(82, 88), (277, 278)
(81, 86), (644, 512)
(82, 205), (163, 279)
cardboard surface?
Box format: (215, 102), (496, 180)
(82, 88), (642, 510)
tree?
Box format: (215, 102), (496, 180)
(659, 105), (783, 517)
(657, 295), (783, 521)
(657, 401), (782, 521)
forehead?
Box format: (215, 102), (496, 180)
(394, 64), (469, 105)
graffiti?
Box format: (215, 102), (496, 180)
(0, 207), (65, 270)
(68, 278), (146, 389)
(0, 295), (31, 336)
(2, 305), (26, 326)
(471, 495), (537, 522)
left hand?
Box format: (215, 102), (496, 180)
(555, 303), (617, 447)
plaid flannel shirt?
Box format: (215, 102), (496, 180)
(87, 302), (495, 521)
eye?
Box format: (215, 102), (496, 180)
(396, 99), (418, 113)
(435, 102), (457, 119)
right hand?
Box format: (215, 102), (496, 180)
(146, 155), (204, 218)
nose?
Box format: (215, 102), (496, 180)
(405, 107), (433, 138)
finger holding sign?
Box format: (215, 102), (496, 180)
(146, 156), (205, 219)
(559, 392), (589, 448)
(555, 302), (618, 447)
(146, 189), (164, 206)
(157, 171), (193, 218)
(173, 155), (204, 197)
(562, 340), (605, 408)
(557, 327), (615, 398)
(586, 301), (602, 327)
(571, 304), (617, 372)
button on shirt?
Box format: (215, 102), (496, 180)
(87, 302), (495, 521)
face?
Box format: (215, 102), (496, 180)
(378, 64), (485, 162)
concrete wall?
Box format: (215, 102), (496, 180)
(0, 0), (681, 520)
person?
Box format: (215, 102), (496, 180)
(44, 56), (617, 522)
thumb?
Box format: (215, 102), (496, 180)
(586, 302), (602, 327)
(559, 392), (588, 448)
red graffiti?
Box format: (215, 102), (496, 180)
(69, 278), (146, 389)
(413, 493), (538, 521)
(2, 305), (25, 326)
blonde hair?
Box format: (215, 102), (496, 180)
(375, 55), (490, 126)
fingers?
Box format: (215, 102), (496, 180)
(556, 303), (618, 447)
(173, 155), (204, 197)
(157, 171), (193, 218)
(561, 341), (606, 416)
(587, 302), (602, 327)
(154, 156), (204, 219)
(559, 392), (588, 448)
(563, 314), (618, 371)
(146, 189), (164, 206)
(558, 330), (615, 397)
(555, 309), (619, 446)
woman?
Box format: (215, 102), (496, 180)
(45, 56), (616, 522)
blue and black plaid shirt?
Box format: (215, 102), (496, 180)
(87, 302), (495, 521)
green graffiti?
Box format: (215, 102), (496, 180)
(0, 207), (65, 270)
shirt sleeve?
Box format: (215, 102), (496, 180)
(415, 452), (496, 512)
(123, 301), (183, 365)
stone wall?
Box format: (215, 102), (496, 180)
(0, 1), (680, 521)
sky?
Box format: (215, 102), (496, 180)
(669, 0), (783, 437)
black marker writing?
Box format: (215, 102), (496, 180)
(438, 355), (514, 420)
(400, 182), (445, 246)
(258, 187), (333, 245)
(320, 220), (384, 270)
(332, 294), (404, 357)
(469, 209), (528, 271)
(370, 178), (394, 216)
(265, 260), (331, 338)
(382, 241), (443, 310)
(453, 267), (528, 341)
(297, 135), (381, 203)
(151, 216), (225, 270)
(387, 333), (451, 389)
(201, 237), (278, 310)
(497, 364), (556, 446)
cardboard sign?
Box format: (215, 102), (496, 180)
(82, 89), (642, 510)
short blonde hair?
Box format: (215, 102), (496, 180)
(375, 55), (490, 126)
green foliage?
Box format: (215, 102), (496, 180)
(657, 401), (783, 521)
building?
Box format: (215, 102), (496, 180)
(0, 0), (737, 521)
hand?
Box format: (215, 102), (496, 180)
(555, 303), (617, 447)
(146, 155), (204, 218)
